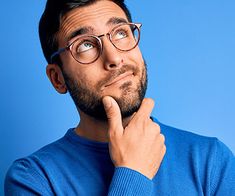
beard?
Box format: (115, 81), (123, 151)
(62, 61), (148, 121)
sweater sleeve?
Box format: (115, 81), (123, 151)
(210, 139), (235, 195)
(108, 167), (153, 196)
(4, 159), (52, 196)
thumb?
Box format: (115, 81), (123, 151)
(102, 96), (123, 136)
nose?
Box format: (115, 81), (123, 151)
(101, 37), (124, 70)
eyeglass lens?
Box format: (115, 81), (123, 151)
(70, 23), (140, 64)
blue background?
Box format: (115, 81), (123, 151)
(1, 0), (234, 193)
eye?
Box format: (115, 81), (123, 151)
(114, 29), (128, 40)
(76, 42), (94, 53)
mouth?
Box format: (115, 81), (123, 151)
(104, 71), (134, 88)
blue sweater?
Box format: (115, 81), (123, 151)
(5, 118), (235, 195)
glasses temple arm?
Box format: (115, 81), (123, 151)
(50, 47), (67, 63)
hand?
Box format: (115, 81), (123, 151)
(102, 96), (166, 180)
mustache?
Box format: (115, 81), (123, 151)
(97, 64), (140, 89)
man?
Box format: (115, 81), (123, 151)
(5, 0), (235, 195)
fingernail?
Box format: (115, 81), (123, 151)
(103, 96), (112, 109)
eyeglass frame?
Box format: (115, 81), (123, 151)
(50, 22), (142, 64)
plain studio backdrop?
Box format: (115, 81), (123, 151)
(0, 0), (234, 194)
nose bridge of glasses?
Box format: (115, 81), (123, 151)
(97, 32), (119, 54)
(97, 32), (112, 45)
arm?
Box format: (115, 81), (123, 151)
(103, 97), (166, 195)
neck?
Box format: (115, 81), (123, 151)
(75, 110), (132, 142)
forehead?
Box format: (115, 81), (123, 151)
(57, 0), (128, 44)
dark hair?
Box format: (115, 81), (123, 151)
(39, 0), (132, 64)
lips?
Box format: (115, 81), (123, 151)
(104, 71), (134, 87)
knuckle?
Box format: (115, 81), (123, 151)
(144, 98), (154, 107)
(106, 109), (117, 118)
(155, 123), (161, 132)
(160, 134), (165, 143)
(162, 145), (167, 155)
(108, 132), (115, 141)
(152, 123), (160, 134)
(108, 128), (118, 139)
(110, 127), (122, 137)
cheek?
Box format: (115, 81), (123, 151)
(76, 68), (103, 91)
(130, 47), (144, 64)
(61, 57), (104, 89)
(60, 53), (78, 74)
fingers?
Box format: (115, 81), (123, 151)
(133, 98), (155, 120)
(102, 97), (154, 137)
(102, 96), (123, 136)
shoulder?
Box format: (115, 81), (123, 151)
(4, 133), (70, 194)
(152, 117), (234, 162)
(152, 117), (221, 149)
(152, 117), (235, 194)
(4, 156), (52, 194)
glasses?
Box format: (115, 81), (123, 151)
(50, 23), (142, 64)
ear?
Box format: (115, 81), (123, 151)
(46, 64), (67, 94)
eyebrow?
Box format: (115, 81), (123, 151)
(106, 17), (128, 26)
(66, 17), (128, 42)
(67, 26), (94, 43)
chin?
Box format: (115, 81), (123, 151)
(114, 94), (143, 118)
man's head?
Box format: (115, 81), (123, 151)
(39, 0), (132, 64)
(39, 0), (147, 120)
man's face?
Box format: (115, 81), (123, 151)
(57, 0), (147, 120)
